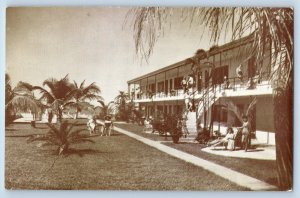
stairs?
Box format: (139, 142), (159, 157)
(197, 87), (219, 120)
(182, 112), (197, 142)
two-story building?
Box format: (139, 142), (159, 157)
(127, 35), (275, 145)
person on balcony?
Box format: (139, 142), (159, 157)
(236, 64), (244, 83)
(222, 75), (230, 89)
(186, 74), (195, 94)
(181, 77), (188, 93)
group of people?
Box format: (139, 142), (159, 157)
(208, 115), (252, 152)
(86, 115), (113, 136)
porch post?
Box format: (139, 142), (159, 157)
(128, 83), (130, 99)
(133, 82), (136, 100)
(164, 70), (167, 96)
(147, 77), (149, 98)
(140, 79), (142, 99)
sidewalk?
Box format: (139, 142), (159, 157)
(113, 125), (278, 191)
(202, 146), (276, 160)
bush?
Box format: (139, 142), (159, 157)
(27, 120), (95, 155)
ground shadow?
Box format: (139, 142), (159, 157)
(33, 126), (48, 129)
(5, 133), (46, 138)
(210, 147), (265, 152)
(5, 128), (17, 131)
(64, 148), (108, 157)
(244, 149), (265, 152)
(109, 133), (124, 136)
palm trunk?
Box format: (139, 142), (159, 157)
(75, 107), (79, 119)
(57, 108), (63, 123)
(274, 75), (293, 190)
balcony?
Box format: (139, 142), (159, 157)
(132, 73), (272, 103)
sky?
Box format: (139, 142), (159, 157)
(6, 7), (216, 103)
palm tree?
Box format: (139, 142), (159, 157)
(27, 120), (94, 155)
(5, 73), (41, 125)
(129, 7), (293, 190)
(70, 80), (102, 119)
(114, 91), (130, 121)
(19, 74), (75, 123)
(97, 100), (116, 119)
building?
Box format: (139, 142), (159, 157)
(127, 35), (275, 145)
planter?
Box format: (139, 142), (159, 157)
(30, 121), (36, 128)
(172, 135), (180, 144)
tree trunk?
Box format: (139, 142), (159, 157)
(57, 108), (63, 123)
(274, 75), (293, 190)
(75, 107), (79, 119)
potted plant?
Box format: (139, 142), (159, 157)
(164, 113), (183, 144)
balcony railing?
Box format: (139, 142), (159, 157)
(132, 72), (272, 102)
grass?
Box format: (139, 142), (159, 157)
(114, 122), (278, 187)
(5, 120), (247, 190)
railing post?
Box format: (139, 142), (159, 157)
(233, 78), (235, 91)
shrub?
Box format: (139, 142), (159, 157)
(27, 120), (94, 155)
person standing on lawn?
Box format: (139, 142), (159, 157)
(240, 115), (251, 152)
(103, 115), (113, 136)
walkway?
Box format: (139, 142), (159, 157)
(113, 125), (278, 191)
(202, 146), (276, 160)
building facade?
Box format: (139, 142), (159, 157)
(127, 35), (275, 145)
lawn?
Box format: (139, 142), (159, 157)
(114, 122), (278, 187)
(5, 121), (247, 190)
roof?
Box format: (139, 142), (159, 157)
(127, 34), (254, 84)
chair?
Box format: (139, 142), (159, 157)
(228, 129), (242, 150)
(143, 120), (153, 132)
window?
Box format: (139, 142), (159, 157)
(212, 65), (229, 85)
(150, 83), (156, 93)
(165, 80), (168, 94)
(157, 81), (164, 93)
(248, 56), (257, 78)
(174, 77), (183, 90)
(169, 105), (172, 114)
(214, 105), (227, 123)
(164, 106), (168, 114)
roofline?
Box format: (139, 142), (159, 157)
(127, 34), (254, 84)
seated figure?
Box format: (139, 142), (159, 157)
(209, 127), (235, 150)
(143, 118), (153, 132)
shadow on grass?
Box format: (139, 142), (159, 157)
(64, 148), (108, 157)
(33, 126), (48, 129)
(5, 128), (18, 131)
(210, 148), (265, 152)
(5, 133), (46, 138)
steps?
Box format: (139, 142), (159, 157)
(183, 112), (197, 141)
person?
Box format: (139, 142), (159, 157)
(87, 116), (96, 135)
(223, 75), (229, 89)
(181, 77), (188, 93)
(47, 109), (53, 123)
(236, 64), (243, 83)
(143, 118), (152, 132)
(181, 117), (189, 138)
(239, 115), (251, 152)
(184, 92), (190, 113)
(102, 115), (113, 136)
(187, 74), (194, 93)
(209, 127), (235, 150)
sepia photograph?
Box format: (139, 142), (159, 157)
(5, 7), (293, 191)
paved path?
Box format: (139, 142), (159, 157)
(113, 126), (278, 191)
(202, 146), (276, 160)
